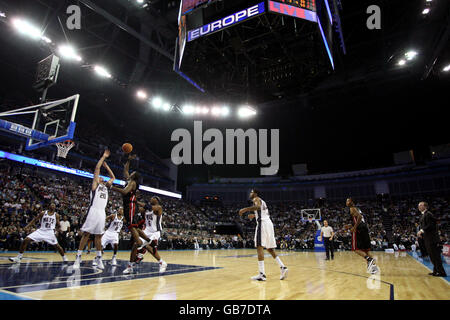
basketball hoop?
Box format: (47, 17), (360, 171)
(56, 140), (74, 158)
(308, 216), (313, 223)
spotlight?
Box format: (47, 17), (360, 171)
(422, 8), (430, 15)
(405, 51), (418, 61)
(12, 18), (43, 40)
(201, 107), (209, 114)
(58, 45), (82, 62)
(195, 107), (202, 114)
(137, 0), (144, 3)
(443, 65), (450, 72)
(152, 97), (163, 109)
(211, 107), (221, 116)
(42, 36), (52, 44)
(182, 105), (194, 115)
(162, 103), (171, 111)
(0, 12), (6, 18)
(94, 65), (112, 78)
(136, 90), (148, 100)
(398, 59), (406, 66)
(238, 106), (257, 118)
(221, 107), (230, 117)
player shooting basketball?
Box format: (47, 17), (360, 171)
(111, 153), (152, 273)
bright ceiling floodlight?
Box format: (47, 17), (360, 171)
(405, 51), (418, 61)
(195, 107), (202, 114)
(42, 36), (52, 44)
(221, 106), (230, 117)
(94, 65), (112, 78)
(398, 59), (406, 66)
(137, 0), (144, 3)
(58, 45), (82, 61)
(443, 65), (450, 72)
(152, 97), (163, 109)
(201, 107), (209, 114)
(211, 107), (221, 116)
(238, 106), (257, 118)
(162, 103), (171, 111)
(182, 105), (194, 115)
(0, 12), (6, 18)
(12, 18), (43, 40)
(422, 8), (430, 15)
(136, 90), (147, 100)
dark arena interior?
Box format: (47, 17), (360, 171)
(0, 0), (449, 306)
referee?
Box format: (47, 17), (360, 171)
(321, 220), (335, 260)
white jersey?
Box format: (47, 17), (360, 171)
(144, 210), (162, 233)
(40, 211), (57, 231)
(88, 183), (109, 212)
(254, 198), (270, 221)
(107, 216), (124, 233)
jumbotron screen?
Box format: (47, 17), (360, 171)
(181, 0), (217, 15)
(270, 0), (316, 12)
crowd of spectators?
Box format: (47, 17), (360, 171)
(1, 162), (449, 254)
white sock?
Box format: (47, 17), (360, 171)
(275, 256), (285, 268)
(18, 253), (23, 258)
(77, 250), (82, 256)
(129, 262), (135, 268)
(96, 251), (102, 258)
(258, 261), (265, 275)
(63, 256), (68, 261)
(112, 254), (116, 259)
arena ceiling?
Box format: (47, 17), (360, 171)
(0, 0), (449, 186)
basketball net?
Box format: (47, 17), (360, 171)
(56, 140), (74, 158)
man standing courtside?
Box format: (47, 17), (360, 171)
(320, 220), (334, 260)
(417, 202), (447, 277)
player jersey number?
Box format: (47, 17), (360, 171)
(100, 193), (107, 199)
(45, 223), (51, 228)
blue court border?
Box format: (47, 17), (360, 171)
(407, 252), (450, 283)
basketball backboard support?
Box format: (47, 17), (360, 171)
(0, 94), (79, 151)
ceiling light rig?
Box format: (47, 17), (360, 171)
(6, 13), (257, 119)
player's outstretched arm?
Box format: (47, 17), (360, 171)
(111, 180), (136, 195)
(123, 154), (136, 180)
(103, 161), (116, 188)
(93, 149), (110, 190)
(25, 211), (44, 232)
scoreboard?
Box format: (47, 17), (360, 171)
(270, 0), (316, 12)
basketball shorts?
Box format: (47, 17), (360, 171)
(101, 230), (119, 248)
(254, 219), (277, 249)
(352, 224), (371, 252)
(81, 208), (106, 235)
(139, 229), (161, 244)
(124, 203), (142, 229)
(27, 229), (58, 246)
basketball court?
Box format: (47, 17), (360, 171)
(1, 249), (448, 300)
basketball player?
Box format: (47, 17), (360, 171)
(9, 202), (68, 263)
(239, 189), (288, 281)
(73, 149), (115, 270)
(346, 198), (379, 274)
(111, 154), (152, 271)
(123, 196), (167, 274)
(101, 208), (124, 266)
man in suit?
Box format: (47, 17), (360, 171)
(417, 202), (447, 277)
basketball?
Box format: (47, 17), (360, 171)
(122, 143), (133, 153)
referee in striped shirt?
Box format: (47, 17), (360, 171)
(321, 220), (335, 260)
